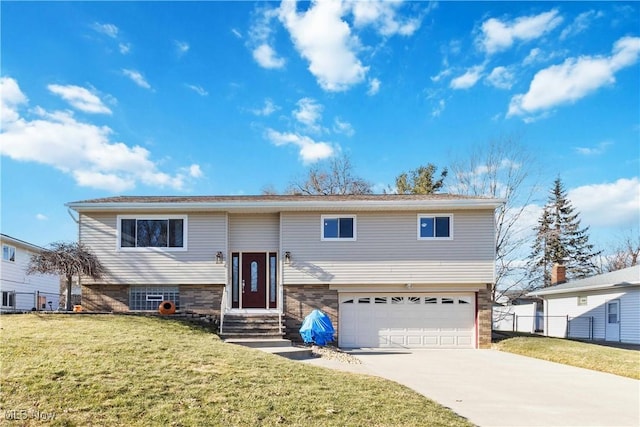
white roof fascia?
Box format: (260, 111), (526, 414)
(0, 234), (45, 252)
(66, 198), (505, 213)
(529, 282), (638, 297)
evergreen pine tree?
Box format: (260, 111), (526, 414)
(527, 177), (601, 288)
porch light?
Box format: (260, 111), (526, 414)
(284, 251), (291, 264)
(216, 251), (223, 264)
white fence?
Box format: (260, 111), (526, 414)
(1, 290), (61, 312)
(493, 304), (542, 333)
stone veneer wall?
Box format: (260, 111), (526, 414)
(180, 284), (224, 316)
(283, 284), (338, 343)
(477, 284), (493, 349)
(81, 285), (129, 312)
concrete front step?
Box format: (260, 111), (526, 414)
(220, 332), (285, 340)
(225, 338), (313, 360)
(225, 338), (292, 348)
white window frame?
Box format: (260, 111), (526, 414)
(116, 215), (188, 251)
(2, 291), (15, 307)
(417, 214), (453, 240)
(2, 244), (16, 262)
(321, 215), (357, 241)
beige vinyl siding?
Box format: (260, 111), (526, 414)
(281, 210), (495, 285)
(80, 212), (226, 285)
(228, 213), (279, 252)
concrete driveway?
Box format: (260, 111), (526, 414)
(303, 349), (640, 427)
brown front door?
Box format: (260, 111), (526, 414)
(241, 252), (267, 308)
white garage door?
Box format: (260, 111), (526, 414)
(339, 293), (476, 349)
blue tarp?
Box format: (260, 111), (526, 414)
(299, 309), (335, 346)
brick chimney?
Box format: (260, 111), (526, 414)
(551, 263), (566, 285)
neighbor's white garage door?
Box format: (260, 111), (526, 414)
(339, 294), (476, 348)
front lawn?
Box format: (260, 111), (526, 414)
(494, 333), (640, 380)
(0, 314), (471, 426)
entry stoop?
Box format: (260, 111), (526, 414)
(225, 338), (313, 360)
(221, 313), (312, 360)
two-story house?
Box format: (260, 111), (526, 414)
(67, 194), (502, 349)
(1, 234), (61, 311)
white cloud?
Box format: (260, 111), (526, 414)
(47, 84), (112, 114)
(432, 99), (445, 117)
(252, 44), (286, 69)
(574, 141), (612, 156)
(523, 48), (542, 65)
(186, 164), (203, 178)
(0, 77), (199, 192)
(185, 84), (208, 96)
(119, 43), (131, 54)
(231, 28), (242, 39)
(508, 36), (640, 117)
(36, 214), (48, 221)
(560, 10), (604, 40)
(278, 0), (368, 92)
(265, 129), (334, 164)
(248, 7), (285, 69)
(175, 40), (190, 56)
(333, 117), (354, 136)
(367, 77), (381, 95)
(349, 0), (422, 36)
(293, 97), (323, 130)
(450, 65), (484, 89)
(122, 69), (152, 90)
(486, 66), (515, 90)
(92, 22), (118, 38)
(569, 177), (640, 228)
(431, 67), (452, 83)
(477, 9), (563, 54)
(0, 76), (28, 123)
(251, 99), (278, 116)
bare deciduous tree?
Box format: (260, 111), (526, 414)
(601, 230), (640, 272)
(287, 154), (372, 195)
(27, 242), (105, 311)
(447, 135), (539, 301)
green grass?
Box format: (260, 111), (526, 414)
(0, 314), (471, 427)
(493, 333), (640, 380)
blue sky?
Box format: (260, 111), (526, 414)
(1, 1), (639, 252)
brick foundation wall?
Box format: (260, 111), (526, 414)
(477, 284), (493, 349)
(180, 284), (224, 315)
(81, 285), (129, 312)
(283, 284), (338, 342)
(81, 284), (224, 315)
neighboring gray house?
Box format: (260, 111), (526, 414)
(1, 234), (60, 311)
(66, 194), (502, 349)
(529, 265), (640, 344)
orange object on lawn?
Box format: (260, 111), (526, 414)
(73, 305), (82, 312)
(158, 301), (176, 315)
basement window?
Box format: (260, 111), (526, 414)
(130, 287), (179, 311)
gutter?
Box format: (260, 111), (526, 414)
(66, 198), (505, 213)
(528, 281), (638, 297)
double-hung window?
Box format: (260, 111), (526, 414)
(117, 215), (187, 250)
(2, 245), (16, 262)
(418, 214), (453, 239)
(321, 215), (356, 241)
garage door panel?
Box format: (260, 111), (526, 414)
(339, 293), (476, 349)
